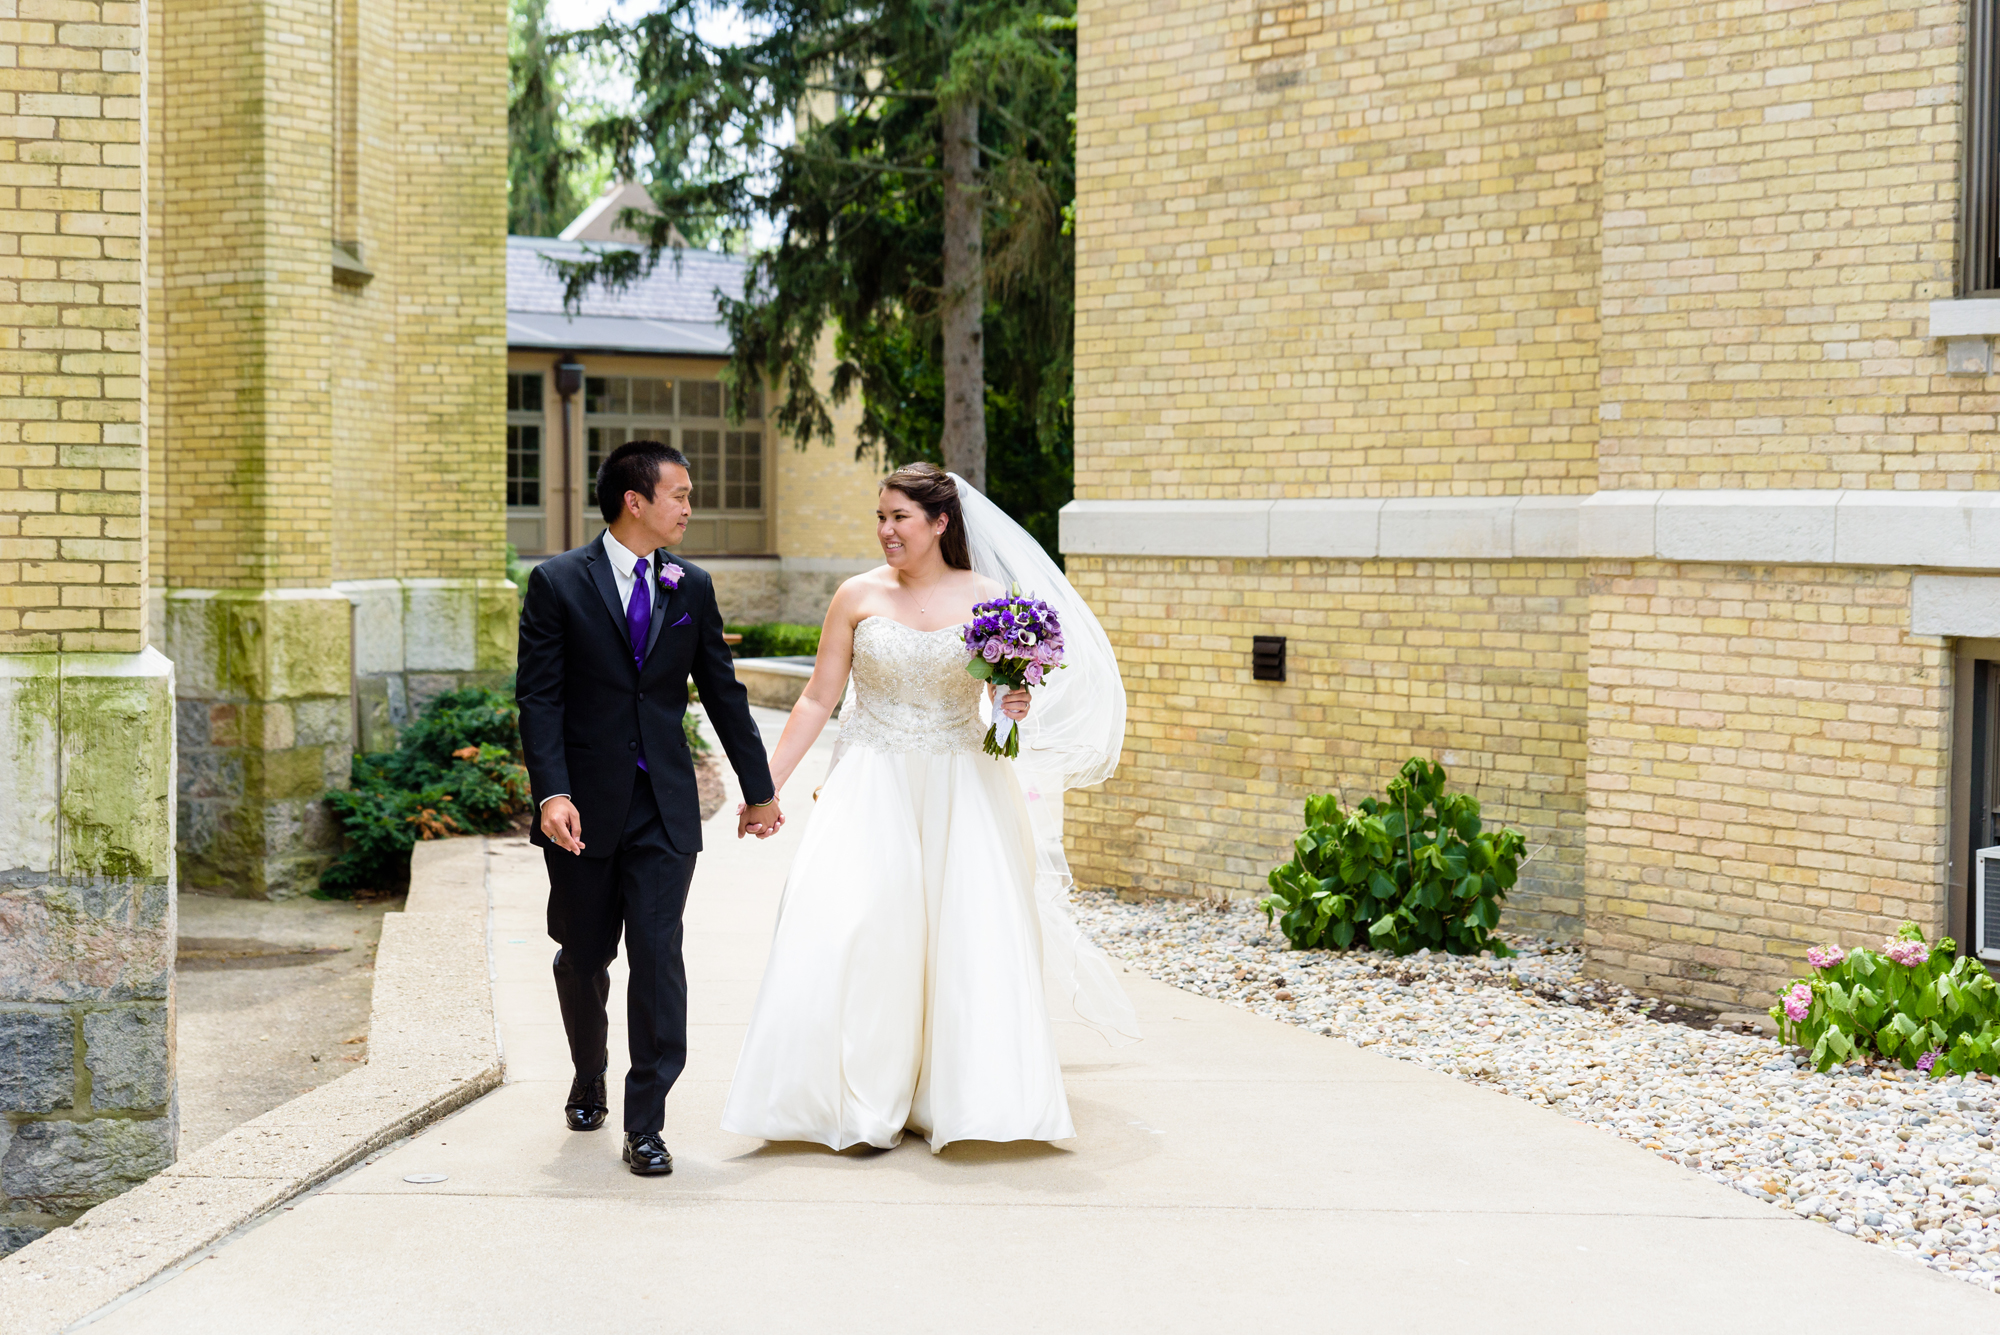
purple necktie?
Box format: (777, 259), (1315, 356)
(628, 556), (651, 771)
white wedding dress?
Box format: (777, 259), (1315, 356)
(721, 616), (1076, 1151)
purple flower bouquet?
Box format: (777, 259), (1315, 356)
(961, 588), (1065, 759)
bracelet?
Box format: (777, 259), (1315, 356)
(745, 797), (778, 808)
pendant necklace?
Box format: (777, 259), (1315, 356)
(904, 568), (946, 616)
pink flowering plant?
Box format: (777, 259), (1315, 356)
(1771, 922), (2000, 1077)
(961, 587), (1064, 759)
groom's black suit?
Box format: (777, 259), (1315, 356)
(516, 538), (775, 1136)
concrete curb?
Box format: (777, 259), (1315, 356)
(0, 838), (502, 1334)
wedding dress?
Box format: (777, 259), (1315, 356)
(721, 480), (1139, 1152)
(721, 616), (1076, 1150)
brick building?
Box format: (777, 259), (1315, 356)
(1063, 0), (2000, 1011)
(0, 0), (508, 1253)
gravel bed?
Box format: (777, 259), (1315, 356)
(1072, 891), (2000, 1292)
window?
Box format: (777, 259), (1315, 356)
(682, 378), (722, 419)
(683, 428), (720, 508)
(578, 371), (767, 553)
(1967, 0), (2000, 293)
(505, 372), (543, 508)
(723, 431), (762, 510)
(584, 375), (674, 483)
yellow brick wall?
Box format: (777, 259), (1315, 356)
(776, 334), (882, 561)
(1586, 563), (1950, 1008)
(1598, 0), (1974, 491)
(392, 0), (507, 582)
(145, 0), (506, 593)
(1066, 555), (1590, 934)
(328, 0), (402, 581)
(1073, 0), (1604, 503)
(151, 0), (336, 591)
(0, 1), (147, 653)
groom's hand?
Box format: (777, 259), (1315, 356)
(737, 798), (784, 840)
(540, 796), (585, 854)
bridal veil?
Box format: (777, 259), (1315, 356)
(950, 476), (1142, 1047)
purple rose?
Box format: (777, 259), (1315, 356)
(1024, 662), (1044, 685)
(982, 640), (1003, 663)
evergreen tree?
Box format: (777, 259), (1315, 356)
(559, 1), (1077, 550)
(509, 0), (606, 237)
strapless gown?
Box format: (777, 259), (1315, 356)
(720, 616), (1074, 1151)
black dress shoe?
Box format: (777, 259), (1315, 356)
(623, 1132), (673, 1176)
(564, 1071), (608, 1132)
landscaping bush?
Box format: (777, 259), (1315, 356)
(1772, 923), (2000, 1077)
(1261, 757), (1525, 957)
(727, 621), (820, 658)
(320, 686), (531, 896)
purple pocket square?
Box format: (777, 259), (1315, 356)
(672, 613), (693, 627)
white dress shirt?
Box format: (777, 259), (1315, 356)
(600, 527), (655, 615)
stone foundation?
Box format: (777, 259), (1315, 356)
(0, 652), (177, 1256)
(336, 579), (519, 754)
(164, 592), (352, 900)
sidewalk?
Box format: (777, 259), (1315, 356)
(85, 710), (1996, 1332)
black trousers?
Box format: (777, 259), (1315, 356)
(545, 769), (696, 1136)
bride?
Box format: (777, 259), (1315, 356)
(721, 463), (1139, 1152)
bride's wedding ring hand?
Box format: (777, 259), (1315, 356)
(998, 688), (1031, 722)
(540, 796), (585, 855)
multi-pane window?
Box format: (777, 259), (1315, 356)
(505, 372), (543, 508)
(679, 429), (762, 513)
(723, 431), (763, 510)
(584, 376), (675, 484)
(575, 371), (767, 553)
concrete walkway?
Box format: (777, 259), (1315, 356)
(86, 711), (1996, 1331)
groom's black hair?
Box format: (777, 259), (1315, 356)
(597, 439), (690, 523)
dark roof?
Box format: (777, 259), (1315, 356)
(506, 236), (747, 357)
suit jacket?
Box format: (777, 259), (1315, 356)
(517, 538), (775, 858)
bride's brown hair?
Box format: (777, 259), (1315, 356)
(880, 463), (972, 571)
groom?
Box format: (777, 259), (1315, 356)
(516, 438), (783, 1176)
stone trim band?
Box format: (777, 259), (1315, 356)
(1059, 490), (2000, 570)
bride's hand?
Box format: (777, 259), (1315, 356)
(997, 688), (1030, 721)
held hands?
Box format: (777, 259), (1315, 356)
(737, 797), (785, 840)
(540, 795), (586, 855)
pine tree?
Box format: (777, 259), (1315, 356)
(508, 0), (599, 237)
(558, 0), (1076, 531)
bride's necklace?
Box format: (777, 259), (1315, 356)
(900, 567), (947, 615)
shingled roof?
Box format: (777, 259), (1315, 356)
(506, 235), (747, 357)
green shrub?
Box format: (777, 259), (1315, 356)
(1772, 923), (2000, 1077)
(727, 621), (820, 658)
(1261, 757), (1524, 957)
(320, 686), (531, 897)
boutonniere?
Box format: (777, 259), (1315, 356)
(658, 561), (684, 592)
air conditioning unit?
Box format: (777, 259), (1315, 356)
(1978, 846), (2000, 963)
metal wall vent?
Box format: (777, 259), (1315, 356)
(1252, 635), (1286, 682)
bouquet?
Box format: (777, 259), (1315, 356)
(961, 587), (1065, 759)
